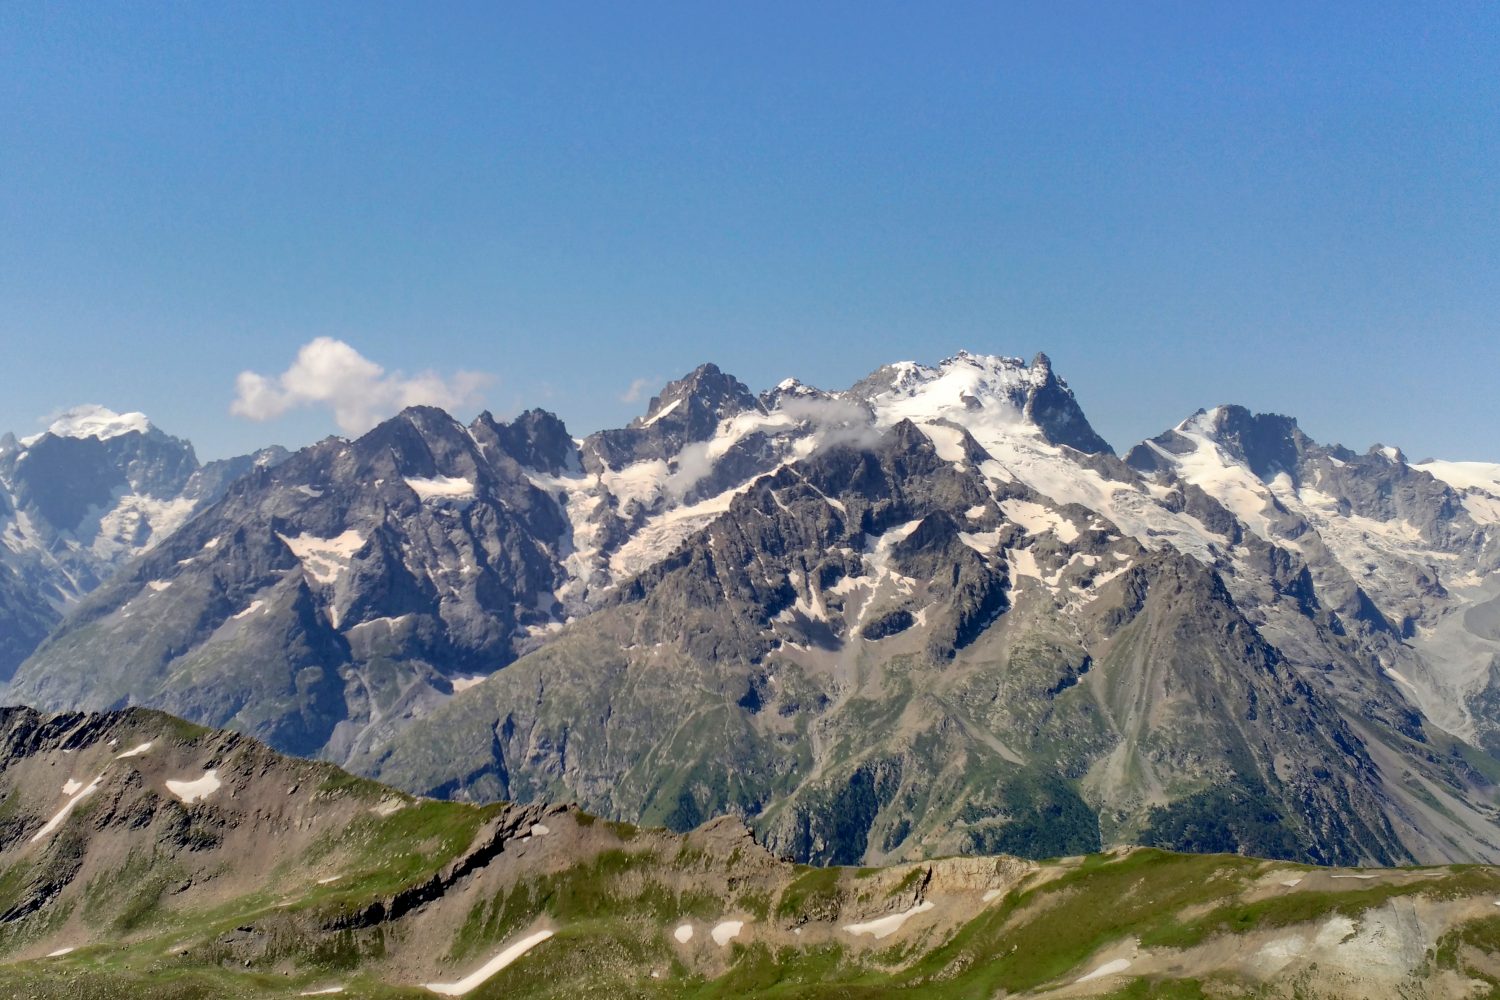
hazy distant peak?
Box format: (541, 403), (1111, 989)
(20, 404), (154, 447)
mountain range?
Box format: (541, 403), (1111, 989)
(5, 352), (1500, 871)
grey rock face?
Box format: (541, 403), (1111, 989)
(1021, 352), (1114, 455)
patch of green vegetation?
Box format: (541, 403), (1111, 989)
(1432, 913), (1500, 985)
(607, 819), (640, 841)
(302, 799), (494, 907)
(964, 769), (1100, 860)
(894, 849), (1251, 994)
(737, 889), (772, 921)
(886, 866), (925, 898)
(775, 866), (843, 920)
(1139, 869), (1495, 951)
(1139, 780), (1304, 862)
(1099, 977), (1214, 999)
(81, 847), (187, 933)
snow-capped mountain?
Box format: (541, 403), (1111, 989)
(0, 406), (287, 678)
(11, 355), (1500, 869)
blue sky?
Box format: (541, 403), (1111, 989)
(2, 3), (1496, 460)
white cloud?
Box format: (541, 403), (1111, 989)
(619, 377), (656, 404)
(231, 338), (492, 434)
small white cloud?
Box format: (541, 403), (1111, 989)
(620, 377), (656, 404)
(231, 338), (492, 434)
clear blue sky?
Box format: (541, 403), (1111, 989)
(2, 2), (1497, 461)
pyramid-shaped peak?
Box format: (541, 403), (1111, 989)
(632, 363), (763, 430)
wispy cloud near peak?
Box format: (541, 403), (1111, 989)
(230, 338), (491, 435)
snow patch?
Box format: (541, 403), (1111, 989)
(422, 929), (554, 995)
(116, 742), (153, 759)
(711, 920), (745, 946)
(45, 946), (75, 957)
(61, 778), (83, 796)
(1414, 460), (1500, 493)
(1001, 500), (1079, 543)
(165, 769), (221, 804)
(405, 475), (476, 501)
(147, 580), (172, 592)
(842, 900), (935, 940)
(279, 529), (365, 585)
(673, 923), (694, 943)
(31, 774), (104, 843)
(530, 823), (550, 837)
(1076, 958), (1132, 983)
(232, 600), (265, 620)
(642, 398), (682, 427)
(450, 675), (487, 693)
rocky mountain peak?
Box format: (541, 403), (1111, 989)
(471, 408), (577, 476)
(760, 377), (831, 411)
(582, 364), (764, 472)
(850, 351), (1112, 455)
(1019, 352), (1113, 455)
(632, 363), (764, 433)
(1196, 405), (1310, 482)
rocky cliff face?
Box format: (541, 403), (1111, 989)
(10, 355), (1500, 870)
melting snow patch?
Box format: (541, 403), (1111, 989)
(1281, 877), (1304, 888)
(317, 875), (342, 885)
(165, 769), (221, 804)
(45, 947), (74, 957)
(31, 775), (104, 843)
(450, 675), (486, 693)
(1001, 500), (1079, 543)
(278, 529), (365, 585)
(711, 920), (745, 946)
(642, 398), (682, 426)
(405, 476), (476, 501)
(232, 600), (265, 620)
(1076, 958), (1132, 983)
(673, 924), (694, 943)
(61, 778), (83, 796)
(842, 900), (934, 940)
(371, 797), (405, 817)
(147, 580), (172, 592)
(422, 929), (554, 995)
(982, 889), (1003, 902)
(530, 823), (550, 836)
(299, 989), (344, 996)
(1331, 874), (1378, 880)
(116, 742), (153, 759)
